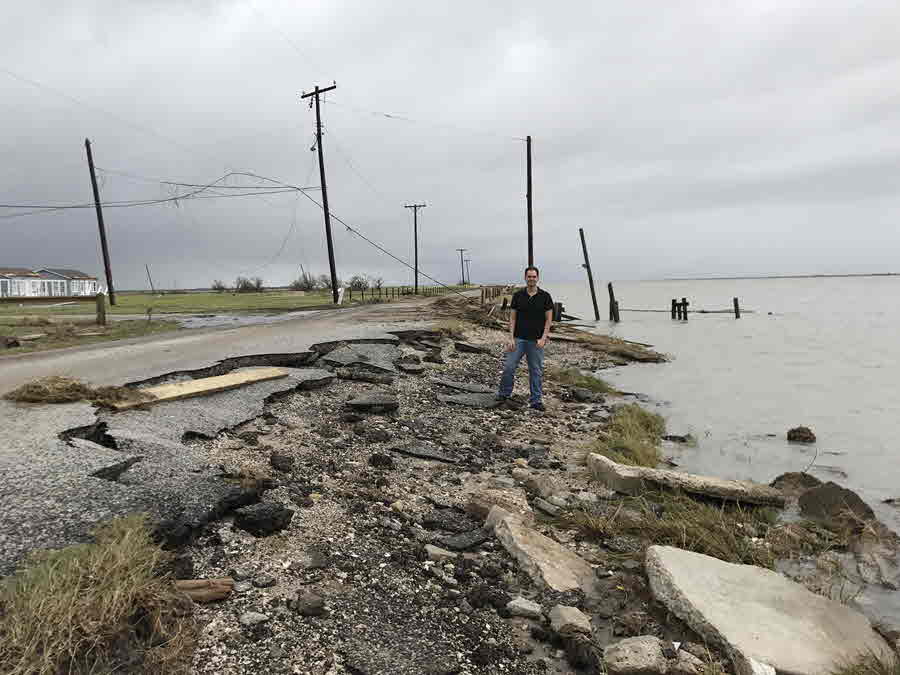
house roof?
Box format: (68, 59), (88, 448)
(34, 268), (97, 279)
(0, 267), (39, 277)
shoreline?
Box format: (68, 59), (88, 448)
(1, 297), (897, 674)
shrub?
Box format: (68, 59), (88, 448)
(290, 272), (318, 291)
(348, 275), (370, 291)
(591, 403), (665, 467)
(211, 279), (227, 292)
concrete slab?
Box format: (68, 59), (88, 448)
(646, 545), (895, 675)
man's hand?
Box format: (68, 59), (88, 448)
(506, 339), (516, 352)
(537, 336), (548, 349)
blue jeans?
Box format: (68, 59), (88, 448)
(498, 338), (544, 405)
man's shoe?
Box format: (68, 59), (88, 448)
(530, 402), (546, 411)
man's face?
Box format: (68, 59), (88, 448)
(525, 270), (538, 288)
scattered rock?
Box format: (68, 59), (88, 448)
(269, 451), (295, 473)
(340, 412), (365, 423)
(662, 434), (693, 444)
(798, 481), (876, 524)
(506, 596), (543, 620)
(549, 605), (592, 635)
(238, 611), (270, 628)
(437, 528), (491, 551)
(422, 509), (478, 533)
(770, 471), (822, 497)
(603, 636), (668, 675)
(533, 498), (562, 517)
(293, 591), (327, 617)
(233, 581), (252, 593)
(571, 388), (596, 402)
(454, 341), (490, 354)
(645, 545), (894, 675)
(431, 378), (494, 394)
(346, 393), (399, 412)
(669, 649), (706, 675)
(466, 485), (534, 524)
(335, 367), (395, 384)
(366, 427), (392, 443)
(252, 573), (276, 588)
(424, 350), (445, 364)
(390, 444), (458, 464)
(229, 566), (253, 581)
(424, 544), (457, 563)
(467, 583), (510, 609)
(369, 452), (396, 470)
(233, 502), (294, 537)
(586, 453), (786, 506)
(437, 393), (502, 409)
(494, 514), (599, 597)
(787, 426), (816, 443)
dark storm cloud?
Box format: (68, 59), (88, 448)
(3, 0), (900, 289)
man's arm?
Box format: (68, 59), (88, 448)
(537, 309), (552, 348)
(507, 309), (517, 350)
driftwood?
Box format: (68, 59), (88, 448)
(174, 577), (235, 603)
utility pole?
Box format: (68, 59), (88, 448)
(526, 135), (533, 267)
(465, 259), (471, 286)
(145, 263), (156, 294)
(84, 138), (116, 305)
(301, 82), (339, 304)
(404, 203), (426, 294)
(456, 248), (467, 286)
(578, 228), (600, 321)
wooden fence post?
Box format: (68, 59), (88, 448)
(733, 297), (740, 319)
(96, 293), (106, 326)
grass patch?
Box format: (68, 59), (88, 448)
(1, 319), (179, 355)
(592, 403), (665, 467)
(831, 652), (900, 675)
(567, 491), (781, 567)
(545, 366), (616, 394)
(3, 376), (153, 408)
(0, 515), (195, 675)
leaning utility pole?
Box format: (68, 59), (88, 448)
(301, 82), (339, 304)
(404, 203), (426, 294)
(145, 263), (156, 294)
(456, 248), (467, 286)
(526, 135), (534, 267)
(84, 138), (116, 305)
(464, 259), (471, 286)
(578, 228), (600, 321)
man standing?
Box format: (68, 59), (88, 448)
(496, 266), (554, 411)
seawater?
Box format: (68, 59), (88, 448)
(544, 276), (900, 532)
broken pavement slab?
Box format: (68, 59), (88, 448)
(321, 342), (399, 373)
(493, 513), (600, 598)
(437, 392), (502, 409)
(431, 378), (494, 394)
(111, 367), (290, 410)
(586, 453), (786, 506)
(645, 545), (895, 675)
(465, 484), (534, 524)
(454, 341), (490, 354)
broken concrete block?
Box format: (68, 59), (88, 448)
(645, 545), (894, 675)
(586, 453), (785, 506)
(603, 636), (669, 675)
(466, 485), (534, 524)
(506, 596), (543, 620)
(549, 605), (591, 634)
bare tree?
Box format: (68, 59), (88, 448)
(211, 279), (227, 292)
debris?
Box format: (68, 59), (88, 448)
(174, 577), (235, 603)
(787, 426), (816, 443)
(233, 502), (294, 537)
(549, 605), (592, 635)
(603, 636), (669, 675)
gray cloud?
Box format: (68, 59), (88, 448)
(3, 0), (900, 289)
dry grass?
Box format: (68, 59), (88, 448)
(574, 333), (666, 363)
(831, 652), (900, 675)
(592, 403), (665, 467)
(545, 366), (616, 394)
(434, 319), (468, 340)
(2, 375), (153, 408)
(567, 491), (780, 567)
(0, 515), (195, 675)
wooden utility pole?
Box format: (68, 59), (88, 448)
(526, 135), (534, 266)
(84, 138), (116, 305)
(301, 82), (339, 304)
(404, 203), (426, 294)
(456, 248), (467, 285)
(464, 258), (471, 286)
(578, 228), (600, 321)
(145, 264), (156, 293)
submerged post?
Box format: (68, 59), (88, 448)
(607, 282), (619, 323)
(578, 228), (600, 321)
(681, 297), (689, 321)
(671, 298), (677, 320)
(733, 297), (741, 319)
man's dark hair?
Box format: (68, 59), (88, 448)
(524, 266), (540, 277)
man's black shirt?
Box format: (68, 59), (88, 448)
(510, 287), (554, 340)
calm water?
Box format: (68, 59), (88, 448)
(545, 276), (900, 531)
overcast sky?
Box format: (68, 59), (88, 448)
(3, 1), (900, 289)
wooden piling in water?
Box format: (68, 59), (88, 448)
(671, 299), (677, 320)
(607, 282), (620, 322)
(681, 297), (689, 321)
(733, 297), (740, 319)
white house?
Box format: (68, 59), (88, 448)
(0, 267), (99, 298)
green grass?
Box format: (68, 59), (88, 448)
(0, 515), (195, 675)
(545, 366), (616, 394)
(831, 653), (900, 675)
(567, 491), (781, 567)
(592, 403), (665, 467)
(1, 318), (179, 355)
(0, 289), (338, 316)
